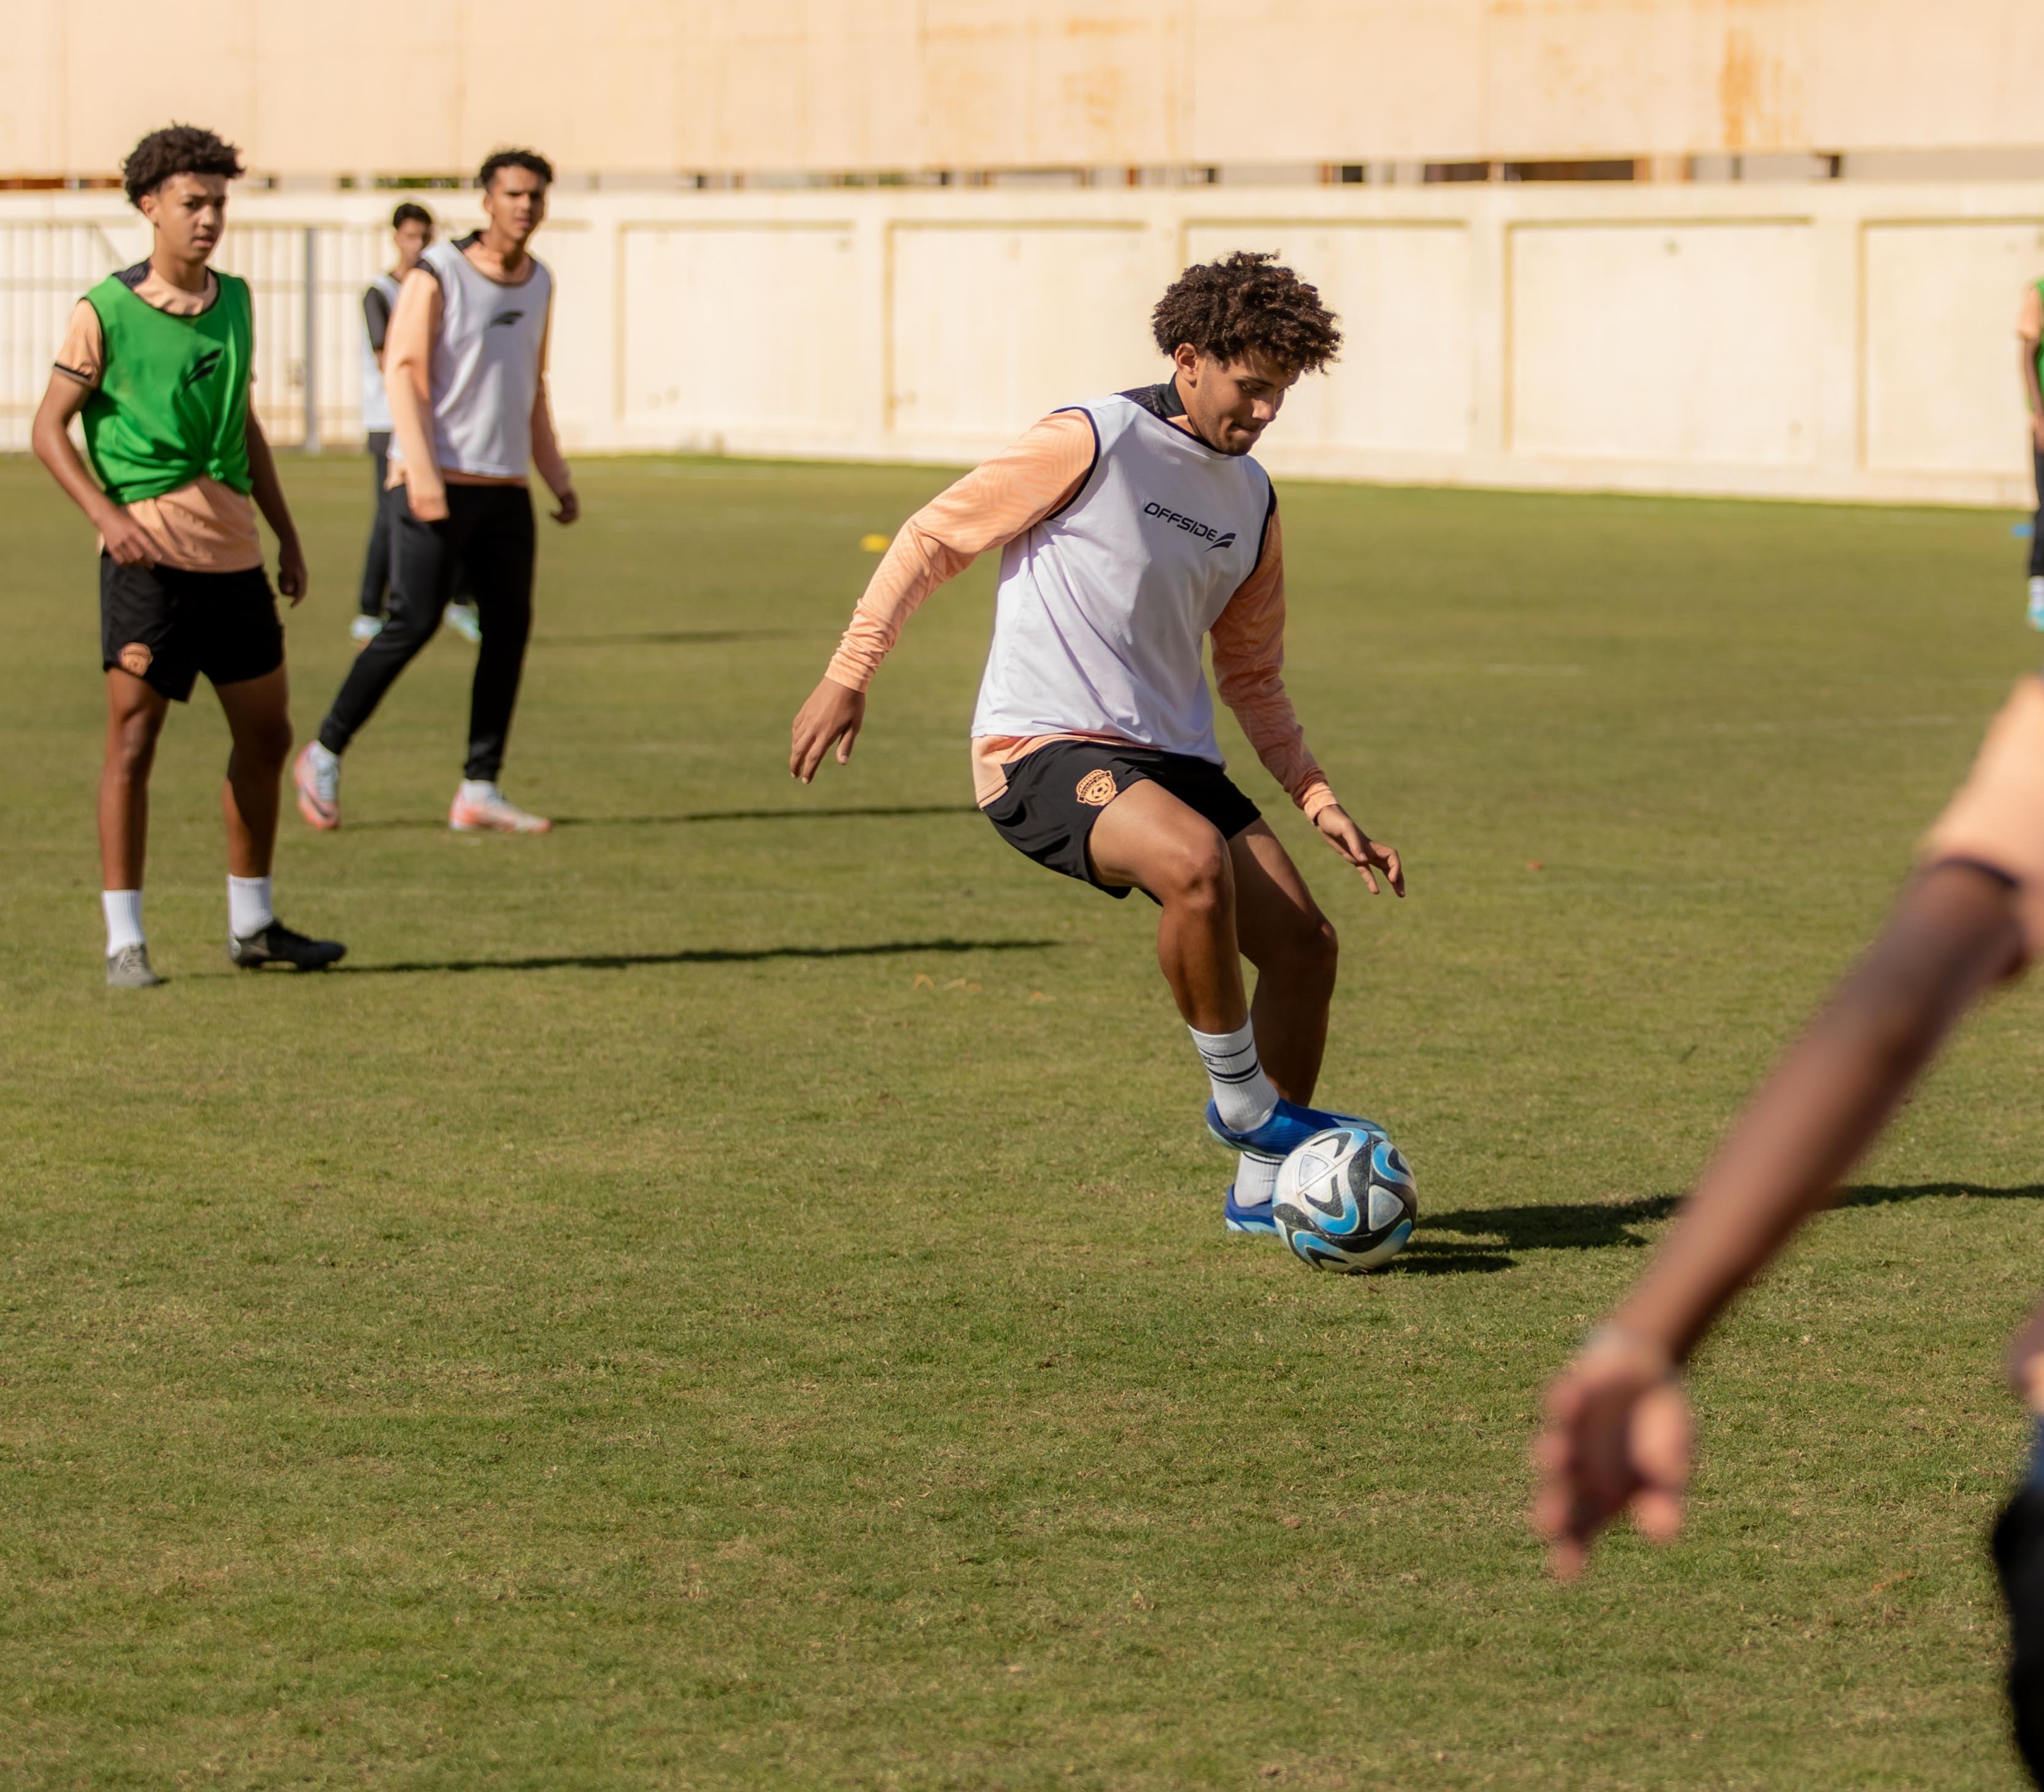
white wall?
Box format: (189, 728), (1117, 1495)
(4, 181), (2041, 508)
(10, 1), (2044, 177)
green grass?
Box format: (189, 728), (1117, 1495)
(4, 451), (2044, 1788)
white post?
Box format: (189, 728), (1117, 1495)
(303, 226), (321, 453)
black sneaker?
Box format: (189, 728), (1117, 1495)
(228, 920), (346, 971)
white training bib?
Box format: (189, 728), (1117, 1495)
(970, 392), (1275, 763)
(391, 235), (552, 480)
(359, 271), (401, 436)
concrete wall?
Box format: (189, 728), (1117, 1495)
(4, 182), (2040, 508)
(6, 1), (2044, 179)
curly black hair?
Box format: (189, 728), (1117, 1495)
(477, 148), (555, 190)
(1151, 251), (1341, 374)
(121, 124), (245, 209)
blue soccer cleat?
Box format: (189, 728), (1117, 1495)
(1222, 1184), (1282, 1236)
(1206, 1095), (1384, 1163)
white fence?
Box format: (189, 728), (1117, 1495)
(4, 183), (2043, 507)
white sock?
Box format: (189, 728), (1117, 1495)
(228, 875), (274, 939)
(102, 890), (144, 955)
(306, 739), (339, 774)
(1234, 1152), (1281, 1208)
(1190, 1021), (1279, 1132)
(459, 779), (501, 803)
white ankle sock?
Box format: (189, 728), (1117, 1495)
(102, 890), (144, 955)
(306, 740), (339, 774)
(1234, 1152), (1281, 1208)
(1190, 1020), (1279, 1132)
(459, 779), (501, 802)
(228, 875), (274, 939)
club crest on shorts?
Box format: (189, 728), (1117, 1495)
(118, 642), (153, 677)
(1075, 769), (1118, 807)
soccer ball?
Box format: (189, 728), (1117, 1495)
(1273, 1125), (1418, 1272)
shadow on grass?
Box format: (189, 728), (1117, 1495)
(334, 937), (1060, 976)
(1414, 1180), (2044, 1264)
(553, 805), (981, 828)
(342, 804), (979, 832)
(530, 629), (803, 647)
(1389, 1241), (1516, 1276)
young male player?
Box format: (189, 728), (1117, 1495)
(30, 124), (345, 988)
(790, 252), (1404, 1231)
(351, 201), (433, 644)
(1528, 675), (2044, 1779)
(296, 148), (578, 835)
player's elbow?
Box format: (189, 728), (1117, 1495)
(29, 404), (67, 472)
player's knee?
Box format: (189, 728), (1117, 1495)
(109, 712), (161, 777)
(1160, 830), (1232, 910)
(245, 713), (293, 769)
(1302, 912), (1340, 981)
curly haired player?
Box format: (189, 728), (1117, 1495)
(30, 123), (344, 986)
(790, 252), (1405, 1232)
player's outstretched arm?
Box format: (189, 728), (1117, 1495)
(789, 412), (1093, 786)
(244, 411), (306, 602)
(29, 372), (156, 566)
(790, 676), (865, 782)
(1532, 859), (2026, 1579)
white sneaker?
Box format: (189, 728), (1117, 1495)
(294, 742), (341, 831)
(444, 602), (482, 645)
(449, 783), (552, 834)
(349, 615), (384, 644)
(2028, 577), (2044, 632)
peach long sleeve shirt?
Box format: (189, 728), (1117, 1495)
(825, 407), (1337, 819)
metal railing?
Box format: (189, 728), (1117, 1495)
(0, 220), (388, 452)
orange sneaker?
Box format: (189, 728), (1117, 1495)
(294, 742), (341, 830)
(449, 784), (552, 834)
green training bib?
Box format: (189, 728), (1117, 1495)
(80, 269), (254, 505)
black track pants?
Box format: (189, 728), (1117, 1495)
(318, 483), (536, 782)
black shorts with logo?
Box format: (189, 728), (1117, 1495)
(100, 555), (284, 702)
(984, 739), (1262, 900)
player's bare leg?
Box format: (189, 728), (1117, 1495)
(100, 667), (168, 891)
(215, 665), (344, 972)
(1228, 820), (1339, 1104)
(98, 668), (169, 984)
(1088, 780), (1366, 1227)
(1086, 777), (1247, 1031)
(215, 665), (291, 877)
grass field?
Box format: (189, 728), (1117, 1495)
(6, 450), (2044, 1788)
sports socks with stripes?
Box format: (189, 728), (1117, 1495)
(1190, 1020), (1279, 1134)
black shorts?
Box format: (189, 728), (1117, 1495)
(984, 740), (1262, 900)
(100, 556), (283, 703)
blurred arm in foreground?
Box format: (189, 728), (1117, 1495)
(1532, 679), (2044, 1581)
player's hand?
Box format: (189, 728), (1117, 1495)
(1314, 804), (1405, 895)
(406, 480), (450, 524)
(276, 535), (308, 606)
(2031, 413), (2044, 453)
(100, 509), (157, 568)
(1531, 1329), (1692, 1581)
(551, 486), (580, 526)
(790, 676), (865, 783)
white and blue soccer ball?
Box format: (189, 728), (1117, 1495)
(1272, 1125), (1417, 1272)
